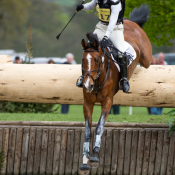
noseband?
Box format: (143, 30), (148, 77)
(82, 48), (110, 93)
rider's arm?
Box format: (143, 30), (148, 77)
(105, 1), (122, 38)
(83, 0), (97, 11)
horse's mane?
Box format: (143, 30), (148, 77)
(85, 32), (99, 50)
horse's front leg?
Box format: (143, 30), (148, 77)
(90, 97), (112, 167)
(80, 98), (94, 174)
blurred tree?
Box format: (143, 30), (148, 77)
(55, 0), (77, 7)
(0, 0), (30, 47)
(152, 42), (175, 54)
(0, 0), (97, 63)
(125, 0), (175, 46)
(1, 0), (175, 63)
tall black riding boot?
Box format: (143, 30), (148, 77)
(118, 52), (130, 92)
(76, 69), (84, 88)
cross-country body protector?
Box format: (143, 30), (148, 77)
(96, 0), (125, 24)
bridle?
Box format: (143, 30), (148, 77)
(82, 49), (102, 82)
(81, 48), (110, 93)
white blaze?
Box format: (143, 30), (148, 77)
(87, 53), (92, 70)
(84, 53), (92, 89)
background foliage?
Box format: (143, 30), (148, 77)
(125, 0), (175, 46)
(0, 0), (175, 63)
(166, 109), (175, 136)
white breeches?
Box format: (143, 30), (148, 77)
(93, 22), (125, 53)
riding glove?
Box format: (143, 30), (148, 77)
(100, 36), (109, 49)
(76, 4), (84, 12)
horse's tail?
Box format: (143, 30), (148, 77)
(128, 4), (150, 28)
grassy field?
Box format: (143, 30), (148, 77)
(0, 105), (173, 124)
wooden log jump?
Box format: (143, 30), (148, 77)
(0, 55), (13, 64)
(0, 63), (175, 107)
(0, 122), (174, 175)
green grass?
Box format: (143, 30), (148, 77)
(0, 105), (172, 124)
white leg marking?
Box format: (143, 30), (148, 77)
(87, 53), (92, 71)
(83, 155), (89, 164)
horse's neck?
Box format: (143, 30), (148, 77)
(99, 55), (111, 81)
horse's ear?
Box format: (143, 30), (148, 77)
(94, 40), (99, 48)
(81, 39), (87, 49)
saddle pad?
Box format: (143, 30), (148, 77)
(108, 41), (137, 72)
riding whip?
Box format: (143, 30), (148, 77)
(56, 0), (85, 40)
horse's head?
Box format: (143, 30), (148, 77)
(81, 33), (104, 93)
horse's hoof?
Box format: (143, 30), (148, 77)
(79, 164), (90, 175)
(90, 157), (99, 167)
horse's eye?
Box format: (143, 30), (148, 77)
(95, 58), (99, 64)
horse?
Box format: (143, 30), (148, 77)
(79, 5), (152, 174)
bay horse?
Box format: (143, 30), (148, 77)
(79, 5), (152, 174)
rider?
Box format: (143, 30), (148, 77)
(76, 0), (130, 92)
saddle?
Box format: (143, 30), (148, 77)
(100, 39), (131, 67)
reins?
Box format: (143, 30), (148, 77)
(81, 43), (133, 94)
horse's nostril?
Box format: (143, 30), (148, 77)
(89, 85), (94, 92)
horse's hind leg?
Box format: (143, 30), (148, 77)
(90, 97), (112, 167)
(139, 51), (152, 69)
(79, 99), (94, 175)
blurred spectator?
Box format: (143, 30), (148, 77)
(61, 53), (75, 114)
(109, 105), (120, 115)
(64, 53), (74, 64)
(149, 53), (167, 115)
(148, 56), (158, 115)
(152, 56), (158, 65)
(48, 59), (55, 64)
(158, 52), (168, 65)
(14, 56), (21, 64)
(150, 108), (163, 115)
(148, 56), (158, 114)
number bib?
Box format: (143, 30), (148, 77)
(96, 4), (111, 23)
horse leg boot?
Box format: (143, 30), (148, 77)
(80, 120), (91, 174)
(90, 97), (112, 167)
(118, 52), (130, 92)
(90, 112), (106, 167)
(80, 101), (94, 175)
(76, 66), (84, 88)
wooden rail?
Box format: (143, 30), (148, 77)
(0, 55), (12, 64)
(0, 64), (175, 107)
(0, 122), (174, 175)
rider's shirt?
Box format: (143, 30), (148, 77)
(83, 0), (123, 38)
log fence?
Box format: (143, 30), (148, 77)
(0, 56), (175, 174)
(0, 63), (175, 107)
(0, 122), (174, 175)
